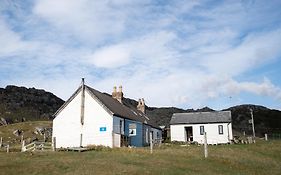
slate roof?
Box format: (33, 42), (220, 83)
(54, 85), (160, 129)
(170, 111), (231, 125)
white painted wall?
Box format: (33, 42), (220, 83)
(113, 133), (121, 147)
(82, 90), (113, 147)
(53, 89), (114, 148)
(53, 90), (83, 148)
(171, 123), (233, 144)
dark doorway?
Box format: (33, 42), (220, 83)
(185, 127), (193, 142)
(121, 135), (129, 147)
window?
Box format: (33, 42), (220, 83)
(200, 126), (204, 135)
(145, 128), (149, 143)
(218, 125), (223, 134)
(119, 120), (123, 134)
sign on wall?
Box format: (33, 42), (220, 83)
(129, 123), (137, 136)
(100, 127), (106, 132)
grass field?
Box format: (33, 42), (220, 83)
(0, 140), (280, 175)
(0, 121), (52, 150)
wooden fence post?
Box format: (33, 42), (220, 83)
(150, 132), (153, 154)
(52, 137), (56, 151)
(21, 140), (25, 152)
(247, 137), (253, 144)
(7, 145), (9, 153)
(204, 132), (208, 158)
(43, 133), (46, 142)
(265, 134), (268, 141)
(0, 137), (2, 148)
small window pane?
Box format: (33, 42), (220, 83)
(218, 125), (223, 134)
(200, 126), (204, 135)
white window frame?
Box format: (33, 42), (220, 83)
(218, 125), (223, 135)
(200, 126), (204, 135)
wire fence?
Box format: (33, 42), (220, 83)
(267, 133), (281, 140)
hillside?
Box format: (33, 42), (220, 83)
(146, 106), (214, 127)
(145, 104), (281, 136)
(0, 85), (64, 125)
(1, 85), (281, 137)
(0, 121), (52, 148)
(225, 105), (281, 136)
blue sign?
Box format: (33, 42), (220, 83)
(100, 127), (106, 132)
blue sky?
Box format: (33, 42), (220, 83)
(0, 0), (281, 110)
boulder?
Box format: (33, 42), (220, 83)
(13, 129), (23, 136)
(34, 127), (44, 135)
(0, 117), (7, 125)
(25, 137), (38, 144)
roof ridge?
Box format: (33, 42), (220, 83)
(86, 85), (160, 129)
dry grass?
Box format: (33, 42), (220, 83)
(0, 121), (52, 150)
(0, 140), (281, 175)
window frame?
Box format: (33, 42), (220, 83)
(218, 125), (223, 135)
(200, 126), (204, 135)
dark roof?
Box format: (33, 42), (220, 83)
(170, 111), (231, 125)
(54, 85), (160, 129)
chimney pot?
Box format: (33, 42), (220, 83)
(112, 85), (123, 104)
(137, 98), (146, 114)
(119, 85), (122, 92)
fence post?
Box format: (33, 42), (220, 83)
(247, 137), (253, 144)
(204, 132), (208, 158)
(265, 134), (268, 141)
(21, 140), (25, 152)
(150, 132), (153, 154)
(7, 144), (9, 153)
(43, 133), (46, 142)
(52, 137), (56, 151)
(0, 137), (2, 148)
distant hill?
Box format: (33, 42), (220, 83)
(123, 98), (281, 136)
(146, 104), (281, 136)
(0, 85), (64, 124)
(225, 105), (281, 136)
(1, 85), (281, 136)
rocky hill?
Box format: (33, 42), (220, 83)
(145, 103), (281, 136)
(123, 97), (281, 136)
(1, 85), (281, 136)
(0, 85), (64, 125)
(225, 105), (281, 136)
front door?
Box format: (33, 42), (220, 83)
(185, 127), (193, 142)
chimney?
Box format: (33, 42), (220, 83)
(137, 98), (146, 114)
(112, 85), (123, 104)
(112, 86), (117, 97)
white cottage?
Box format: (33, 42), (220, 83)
(170, 111), (233, 144)
(52, 80), (161, 148)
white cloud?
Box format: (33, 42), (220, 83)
(1, 0), (281, 110)
(225, 78), (281, 101)
(200, 28), (281, 76)
(86, 44), (131, 68)
(32, 0), (130, 44)
(0, 18), (28, 56)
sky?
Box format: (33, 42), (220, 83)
(0, 0), (281, 110)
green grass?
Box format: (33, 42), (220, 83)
(0, 140), (281, 175)
(0, 121), (52, 150)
